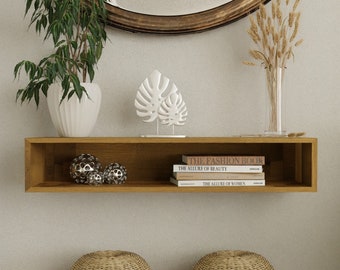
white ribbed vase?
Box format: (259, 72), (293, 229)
(47, 83), (101, 137)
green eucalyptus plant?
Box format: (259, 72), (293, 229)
(14, 0), (107, 106)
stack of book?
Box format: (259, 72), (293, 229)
(170, 155), (265, 187)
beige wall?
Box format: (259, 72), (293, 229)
(1, 1), (340, 269)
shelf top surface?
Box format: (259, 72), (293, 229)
(25, 136), (317, 144)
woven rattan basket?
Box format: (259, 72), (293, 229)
(193, 250), (274, 270)
(71, 250), (151, 270)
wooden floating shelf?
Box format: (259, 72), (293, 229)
(25, 137), (317, 193)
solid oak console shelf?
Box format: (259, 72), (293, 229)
(25, 137), (317, 192)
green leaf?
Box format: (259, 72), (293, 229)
(60, 77), (70, 104)
(70, 74), (85, 100)
(25, 0), (34, 15)
(29, 64), (36, 79)
(33, 0), (40, 12)
(88, 65), (94, 82)
(34, 86), (40, 106)
(41, 81), (49, 96)
(70, 41), (77, 50)
(14, 60), (25, 78)
(24, 61), (31, 74)
(96, 44), (103, 60)
(57, 61), (66, 75)
(61, 76), (70, 91)
(16, 89), (24, 102)
(67, 89), (75, 101)
(41, 14), (47, 29)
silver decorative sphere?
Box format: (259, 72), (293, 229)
(70, 154), (102, 184)
(86, 171), (104, 186)
(103, 163), (127, 184)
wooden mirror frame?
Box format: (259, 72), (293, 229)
(105, 0), (270, 34)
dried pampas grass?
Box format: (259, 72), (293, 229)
(244, 0), (303, 133)
(246, 0), (303, 70)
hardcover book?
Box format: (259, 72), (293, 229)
(173, 164), (263, 173)
(182, 155), (265, 165)
(173, 172), (265, 180)
(170, 178), (265, 187)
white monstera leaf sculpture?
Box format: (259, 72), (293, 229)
(135, 69), (188, 136)
(159, 91), (188, 126)
(135, 70), (171, 122)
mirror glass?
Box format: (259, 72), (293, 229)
(105, 0), (270, 34)
(106, 0), (232, 16)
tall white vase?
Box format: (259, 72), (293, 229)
(47, 83), (102, 137)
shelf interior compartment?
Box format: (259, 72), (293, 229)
(26, 139), (316, 191)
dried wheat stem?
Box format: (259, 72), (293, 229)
(272, 2), (277, 19)
(277, 6), (283, 25)
(293, 0), (300, 11)
(250, 15), (258, 30)
(288, 12), (294, 27)
(295, 39), (303, 47)
(243, 61), (256, 66)
(260, 4), (267, 19)
(290, 13), (300, 42)
(282, 35), (288, 54)
(248, 29), (260, 43)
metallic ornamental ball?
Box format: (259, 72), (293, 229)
(103, 163), (127, 184)
(70, 154), (102, 184)
(86, 171), (104, 186)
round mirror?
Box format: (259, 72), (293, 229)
(108, 0), (233, 16)
(105, 0), (271, 34)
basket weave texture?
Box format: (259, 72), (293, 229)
(193, 250), (274, 270)
(71, 250), (151, 270)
